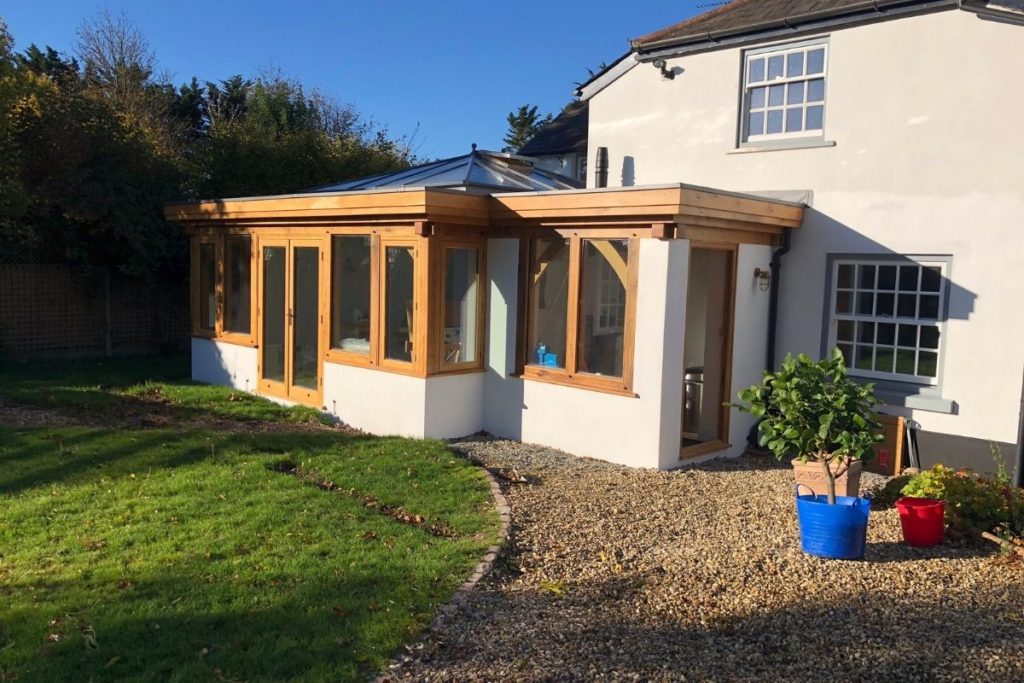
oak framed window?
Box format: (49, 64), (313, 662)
(437, 240), (485, 372)
(327, 234), (376, 365)
(223, 234), (255, 339)
(519, 234), (638, 396)
(191, 237), (219, 337)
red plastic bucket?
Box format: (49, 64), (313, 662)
(896, 497), (945, 547)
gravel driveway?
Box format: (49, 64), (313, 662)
(385, 435), (1024, 682)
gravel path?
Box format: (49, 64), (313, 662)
(385, 435), (1024, 682)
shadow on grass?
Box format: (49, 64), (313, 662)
(2, 569), (443, 682)
(0, 428), (371, 496)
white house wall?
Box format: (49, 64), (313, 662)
(423, 373), (485, 439)
(587, 8), (1024, 446)
(728, 245), (773, 456)
(191, 337), (257, 391)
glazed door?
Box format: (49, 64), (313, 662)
(259, 239), (322, 405)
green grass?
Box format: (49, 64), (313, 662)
(0, 356), (499, 682)
(0, 354), (329, 425)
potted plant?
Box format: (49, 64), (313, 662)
(734, 349), (883, 559)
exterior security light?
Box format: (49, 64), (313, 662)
(754, 267), (771, 292)
(652, 58), (675, 80)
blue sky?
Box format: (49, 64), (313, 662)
(3, 1), (707, 159)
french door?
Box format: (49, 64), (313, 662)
(258, 238), (323, 405)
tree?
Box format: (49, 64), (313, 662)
(502, 104), (551, 153)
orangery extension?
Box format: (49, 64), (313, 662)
(165, 148), (804, 469)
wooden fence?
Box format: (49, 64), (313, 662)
(0, 264), (189, 358)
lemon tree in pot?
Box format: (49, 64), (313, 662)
(734, 349), (883, 559)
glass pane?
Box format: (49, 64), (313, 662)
(858, 265), (876, 289)
(836, 291), (852, 314)
(857, 291), (874, 315)
(767, 54), (784, 80)
(857, 321), (875, 344)
(768, 84), (785, 107)
(877, 265), (897, 290)
(767, 110), (783, 134)
(443, 247), (480, 365)
(897, 293), (917, 318)
(786, 51), (804, 77)
(837, 264), (854, 288)
(918, 351), (938, 378)
(807, 48), (825, 74)
(837, 343), (854, 368)
(577, 239), (629, 378)
(854, 345), (873, 371)
(750, 86), (766, 109)
(787, 81), (805, 104)
(330, 235), (372, 354)
(897, 324), (918, 347)
(262, 246), (286, 383)
(225, 236), (251, 334)
(875, 347), (894, 373)
(920, 325), (940, 349)
(899, 265), (920, 291)
(896, 349), (916, 375)
(877, 322), (896, 346)
(292, 247), (319, 390)
(748, 111), (765, 137)
(836, 319), (854, 342)
(806, 105), (824, 131)
(919, 295), (940, 320)
(748, 57), (765, 83)
(384, 246), (415, 362)
(528, 238), (569, 368)
(785, 107), (803, 133)
(807, 78), (825, 102)
(876, 293), (895, 317)
(921, 266), (942, 292)
(198, 242), (216, 331)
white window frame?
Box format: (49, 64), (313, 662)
(827, 258), (947, 386)
(741, 38), (828, 144)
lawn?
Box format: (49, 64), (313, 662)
(0, 356), (499, 682)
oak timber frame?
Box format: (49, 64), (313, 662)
(171, 184), (803, 407)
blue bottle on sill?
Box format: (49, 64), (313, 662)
(543, 353), (558, 367)
(536, 343), (547, 365)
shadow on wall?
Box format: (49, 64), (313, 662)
(621, 156), (635, 187)
(484, 243), (525, 441)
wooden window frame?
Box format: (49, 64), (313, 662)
(434, 238), (486, 374)
(377, 235), (425, 376)
(220, 233), (257, 346)
(191, 235), (220, 338)
(324, 232), (378, 369)
(519, 233), (639, 397)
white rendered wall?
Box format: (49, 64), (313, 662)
(587, 9), (1024, 444)
(484, 238), (688, 469)
(322, 361), (484, 439)
(424, 372), (484, 439)
(191, 337), (257, 391)
(323, 361), (427, 437)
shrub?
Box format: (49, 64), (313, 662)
(901, 464), (1024, 536)
(733, 348), (883, 503)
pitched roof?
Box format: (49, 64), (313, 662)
(632, 0), (947, 50)
(518, 101), (588, 157)
(308, 148), (584, 194)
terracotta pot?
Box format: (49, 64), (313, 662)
(791, 458), (862, 497)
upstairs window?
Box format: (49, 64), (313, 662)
(742, 40), (827, 143)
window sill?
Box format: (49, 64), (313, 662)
(323, 354), (426, 378)
(729, 139), (836, 154)
(514, 367), (637, 398)
(192, 333), (257, 348)
(876, 390), (956, 415)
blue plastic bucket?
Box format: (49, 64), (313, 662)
(795, 484), (871, 560)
